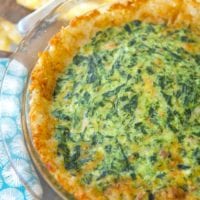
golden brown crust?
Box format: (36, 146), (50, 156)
(29, 0), (200, 199)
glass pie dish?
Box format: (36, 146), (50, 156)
(1, 0), (200, 199)
(0, 0), (113, 199)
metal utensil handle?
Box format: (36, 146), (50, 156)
(17, 0), (65, 35)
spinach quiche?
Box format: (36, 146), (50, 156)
(29, 0), (200, 199)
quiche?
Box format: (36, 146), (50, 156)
(29, 0), (200, 199)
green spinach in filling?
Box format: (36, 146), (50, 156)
(52, 20), (200, 194)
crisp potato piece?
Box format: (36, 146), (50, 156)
(0, 18), (21, 51)
(17, 0), (114, 10)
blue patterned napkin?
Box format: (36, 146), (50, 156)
(0, 59), (43, 200)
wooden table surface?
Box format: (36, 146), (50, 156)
(0, 0), (31, 23)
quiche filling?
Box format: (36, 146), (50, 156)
(52, 21), (200, 195)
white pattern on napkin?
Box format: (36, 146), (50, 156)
(0, 59), (43, 199)
(2, 162), (21, 187)
(1, 118), (17, 139)
(0, 188), (24, 200)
